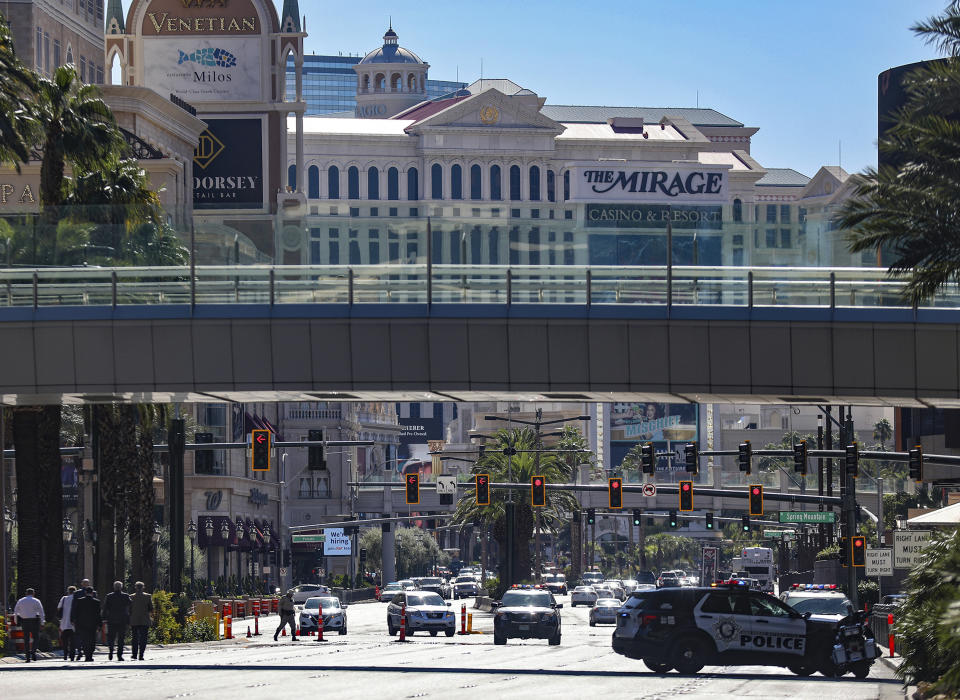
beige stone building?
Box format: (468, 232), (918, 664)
(2, 0), (106, 81)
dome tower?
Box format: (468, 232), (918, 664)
(353, 24), (429, 118)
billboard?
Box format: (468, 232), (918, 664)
(193, 117), (265, 211)
(323, 528), (352, 556)
(398, 414), (443, 463)
(609, 402), (699, 473)
(568, 164), (728, 203)
(144, 38), (261, 102)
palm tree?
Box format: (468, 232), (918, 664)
(873, 418), (893, 450)
(837, 3), (960, 303)
(0, 15), (38, 168)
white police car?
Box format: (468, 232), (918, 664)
(779, 584), (856, 623)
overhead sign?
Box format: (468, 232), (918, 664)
(894, 530), (931, 569)
(291, 534), (325, 544)
(193, 117), (265, 211)
(323, 528), (352, 557)
(585, 204), (722, 230)
(569, 164), (728, 203)
(779, 511), (836, 524)
(436, 476), (457, 495)
(763, 530), (795, 539)
(144, 38), (261, 102)
(866, 547), (894, 576)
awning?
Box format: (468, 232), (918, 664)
(907, 501), (960, 526)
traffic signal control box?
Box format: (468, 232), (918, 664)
(749, 484), (764, 516)
(608, 477), (623, 509)
(531, 475), (546, 507)
(679, 480), (693, 511)
(251, 429), (271, 471)
(476, 473), (490, 506)
(405, 473), (420, 505)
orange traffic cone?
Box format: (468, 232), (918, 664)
(316, 603), (326, 642)
(397, 604), (408, 642)
(281, 627), (287, 636)
(246, 626), (251, 638)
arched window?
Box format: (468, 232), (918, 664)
(451, 164), (463, 200)
(308, 165), (320, 199)
(367, 166), (379, 200)
(328, 165), (340, 199)
(733, 198), (743, 222)
(470, 164), (482, 200)
(431, 163), (443, 199)
(563, 170), (570, 201)
(348, 166), (360, 199)
(546, 170), (555, 202)
(529, 165), (541, 201)
(490, 165), (502, 201)
(407, 167), (419, 200)
(509, 165), (521, 201)
(287, 164), (296, 191)
(387, 167), (399, 200)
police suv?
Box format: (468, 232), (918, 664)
(612, 583), (879, 676)
(492, 586), (562, 646)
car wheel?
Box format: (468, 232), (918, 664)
(548, 633), (561, 646)
(445, 628), (455, 637)
(852, 662), (871, 679)
(589, 619), (596, 627)
(671, 636), (708, 674)
(430, 630), (438, 637)
(388, 619), (396, 636)
(788, 664), (815, 677)
(339, 626), (347, 636)
(643, 660), (672, 674)
(494, 634), (506, 645)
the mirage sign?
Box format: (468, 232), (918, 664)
(568, 164), (729, 203)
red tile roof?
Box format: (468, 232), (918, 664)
(394, 95), (472, 125)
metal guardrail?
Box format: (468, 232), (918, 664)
(0, 264), (955, 310)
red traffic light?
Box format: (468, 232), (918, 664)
(752, 487), (760, 495)
(534, 478), (543, 486)
(855, 539), (863, 547)
(682, 483), (691, 491)
(612, 481), (620, 489)
(405, 473), (420, 505)
(679, 480), (693, 511)
(608, 477), (623, 509)
(532, 475), (546, 507)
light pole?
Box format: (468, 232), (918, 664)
(204, 518), (214, 593)
(62, 517), (73, 588)
(263, 525), (272, 593)
(248, 523), (258, 593)
(235, 519), (245, 586)
(219, 520), (230, 587)
(152, 523), (161, 590)
(187, 519), (197, 594)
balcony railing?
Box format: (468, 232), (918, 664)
(285, 408), (342, 421)
(0, 264), (952, 310)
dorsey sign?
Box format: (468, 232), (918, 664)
(569, 164), (729, 203)
(193, 118), (264, 210)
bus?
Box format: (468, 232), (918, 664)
(738, 547), (775, 593)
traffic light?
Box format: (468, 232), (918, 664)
(669, 510), (678, 528)
(632, 509), (642, 527)
(705, 512), (714, 530)
(195, 432), (213, 473)
(684, 442), (698, 474)
(845, 442), (859, 478)
(308, 429), (326, 470)
(741, 515), (751, 532)
(749, 484), (764, 516)
(476, 473), (490, 506)
(608, 477), (623, 509)
(531, 475), (546, 507)
(359, 548), (367, 562)
(251, 429), (271, 471)
(405, 472), (420, 505)
(586, 508), (596, 525)
(679, 480), (693, 511)
(641, 443), (655, 475)
(793, 441), (808, 475)
(738, 440), (752, 474)
(851, 536), (866, 567)
(909, 445), (923, 482)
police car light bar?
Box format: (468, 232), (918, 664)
(791, 583), (837, 590)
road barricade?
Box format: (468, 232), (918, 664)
(7, 619), (24, 653)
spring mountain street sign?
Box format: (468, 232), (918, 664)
(778, 511), (836, 524)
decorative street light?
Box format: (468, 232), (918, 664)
(152, 523), (162, 589)
(205, 518), (214, 539)
(236, 519), (245, 581)
(62, 517), (73, 543)
(4, 506), (15, 534)
(187, 519), (197, 591)
(263, 525), (272, 591)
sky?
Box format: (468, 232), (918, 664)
(125, 0), (949, 178)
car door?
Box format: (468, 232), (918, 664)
(746, 593), (807, 657)
(694, 591), (756, 656)
(387, 593), (404, 625)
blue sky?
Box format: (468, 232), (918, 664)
(128, 1), (949, 177)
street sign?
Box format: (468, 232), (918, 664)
(642, 483), (657, 497)
(436, 476), (457, 495)
(701, 546), (718, 584)
(279, 567), (288, 577)
(894, 530), (931, 569)
(292, 534), (325, 544)
(778, 511), (836, 524)
(865, 547), (893, 576)
(763, 529), (795, 539)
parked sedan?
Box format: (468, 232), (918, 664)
(298, 596), (347, 635)
(589, 598), (621, 626)
(386, 592), (456, 636)
(290, 583), (331, 604)
(570, 585), (598, 607)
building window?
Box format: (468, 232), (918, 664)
(490, 165), (502, 201)
(766, 204), (777, 223)
(348, 166), (359, 199)
(387, 167), (399, 200)
(369, 229), (380, 263)
(451, 164), (463, 200)
(329, 228), (340, 264)
(407, 167), (419, 200)
(53, 40), (61, 68)
(43, 32), (49, 73)
(307, 165), (319, 199)
(431, 164), (443, 199)
(95, 65), (103, 84)
(528, 228), (540, 264)
(488, 228), (499, 264)
(529, 165), (541, 201)
(509, 165), (521, 201)
(765, 228), (777, 248)
(287, 165), (296, 190)
(780, 228), (791, 248)
(546, 169), (555, 202)
(732, 249), (744, 266)
(327, 165), (340, 199)
(563, 171), (570, 201)
(470, 164), (482, 200)
(367, 167), (379, 200)
(780, 204), (791, 223)
(733, 198), (742, 222)
(36, 27), (42, 68)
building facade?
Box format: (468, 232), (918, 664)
(3, 0), (106, 82)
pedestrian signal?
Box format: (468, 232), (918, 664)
(738, 441), (752, 474)
(251, 429), (271, 471)
(679, 480), (693, 511)
(608, 477), (623, 509)
(749, 484), (763, 516)
(531, 476), (546, 507)
(405, 473), (420, 505)
(476, 473), (490, 506)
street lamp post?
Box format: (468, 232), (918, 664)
(263, 525), (272, 593)
(248, 524), (257, 593)
(62, 518), (73, 587)
(219, 520), (230, 587)
(187, 519), (197, 594)
(152, 524), (161, 590)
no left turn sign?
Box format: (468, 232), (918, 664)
(642, 483), (657, 497)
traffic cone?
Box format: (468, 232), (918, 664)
(397, 604), (407, 642)
(459, 604), (467, 635)
(281, 627), (286, 637)
(316, 603), (326, 642)
(246, 626), (251, 638)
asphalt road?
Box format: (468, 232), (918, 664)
(0, 594), (905, 700)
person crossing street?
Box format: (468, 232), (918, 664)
(102, 581), (131, 661)
(72, 587), (102, 662)
(274, 589), (298, 641)
(13, 588), (44, 662)
(57, 586), (77, 661)
(129, 582), (153, 661)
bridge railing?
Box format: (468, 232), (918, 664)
(0, 264), (955, 309)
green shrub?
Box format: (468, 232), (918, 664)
(38, 621), (60, 652)
(150, 590), (182, 644)
(0, 614), (7, 654)
(180, 618), (217, 643)
(816, 545), (840, 561)
(858, 580), (880, 607)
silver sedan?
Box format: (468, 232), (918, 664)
(589, 598), (621, 626)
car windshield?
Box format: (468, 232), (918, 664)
(500, 591), (553, 608)
(596, 599), (620, 607)
(787, 597), (854, 616)
(303, 597), (340, 610)
(545, 574), (565, 582)
(455, 576), (475, 583)
(406, 593), (445, 607)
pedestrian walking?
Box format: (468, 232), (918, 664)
(72, 587), (101, 662)
(129, 582), (153, 661)
(102, 581), (131, 661)
(57, 586), (77, 661)
(13, 588), (45, 662)
(274, 589), (298, 641)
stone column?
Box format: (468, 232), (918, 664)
(296, 112), (305, 194)
(381, 522), (396, 584)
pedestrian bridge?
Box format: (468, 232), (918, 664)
(0, 263), (958, 406)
